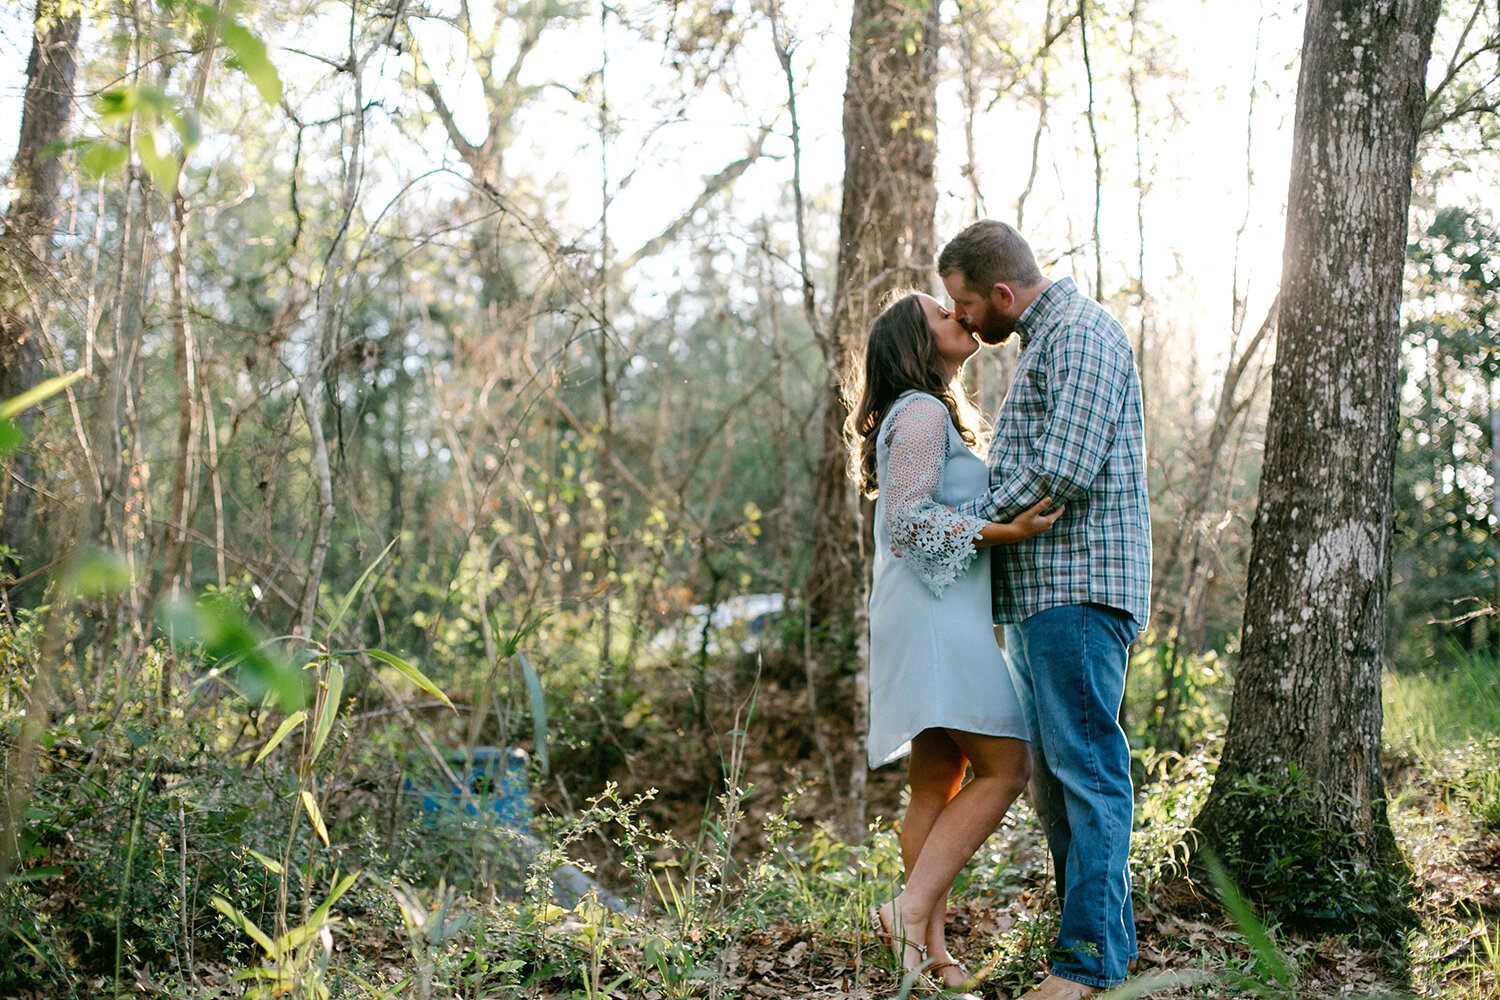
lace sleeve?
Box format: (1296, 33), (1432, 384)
(881, 396), (988, 598)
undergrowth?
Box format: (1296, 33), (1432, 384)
(6, 597), (1500, 998)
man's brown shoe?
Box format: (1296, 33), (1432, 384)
(1017, 974), (1100, 1000)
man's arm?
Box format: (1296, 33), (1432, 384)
(960, 327), (1133, 523)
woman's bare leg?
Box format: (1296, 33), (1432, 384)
(892, 731), (1031, 977)
(895, 730), (967, 965)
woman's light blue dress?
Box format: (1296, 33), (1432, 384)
(867, 392), (1029, 768)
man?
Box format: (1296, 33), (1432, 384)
(938, 220), (1151, 1000)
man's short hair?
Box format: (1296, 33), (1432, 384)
(938, 220), (1043, 292)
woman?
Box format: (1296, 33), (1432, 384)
(848, 290), (1061, 991)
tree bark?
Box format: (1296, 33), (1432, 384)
(1192, 0), (1441, 927)
(1492, 384), (1499, 621)
(155, 190), (200, 602)
(0, 0), (81, 569)
(805, 0), (940, 664)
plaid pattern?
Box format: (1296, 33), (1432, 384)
(957, 278), (1152, 627)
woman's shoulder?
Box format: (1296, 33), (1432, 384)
(881, 391), (944, 428)
(887, 390), (946, 416)
(880, 391), (951, 445)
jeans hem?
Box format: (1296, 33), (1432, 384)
(1047, 967), (1126, 990)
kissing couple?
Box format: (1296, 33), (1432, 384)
(849, 220), (1152, 999)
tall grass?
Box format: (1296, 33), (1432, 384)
(1384, 643), (1500, 760)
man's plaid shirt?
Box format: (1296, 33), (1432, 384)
(957, 278), (1152, 628)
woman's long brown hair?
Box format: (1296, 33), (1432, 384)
(844, 291), (977, 498)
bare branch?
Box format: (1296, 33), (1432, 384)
(768, 0), (826, 349)
(619, 124), (774, 271)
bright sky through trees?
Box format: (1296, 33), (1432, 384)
(0, 0), (1415, 375)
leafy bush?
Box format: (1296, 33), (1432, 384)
(1201, 766), (1410, 936)
(1123, 630), (1232, 760)
(1465, 767), (1500, 831)
(1133, 739), (1219, 891)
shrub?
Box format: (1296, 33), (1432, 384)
(1200, 766), (1410, 936)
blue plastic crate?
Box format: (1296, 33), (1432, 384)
(404, 746), (531, 833)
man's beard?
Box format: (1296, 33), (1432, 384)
(975, 319), (1015, 346)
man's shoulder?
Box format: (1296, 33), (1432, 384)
(1064, 287), (1125, 335)
(1034, 280), (1123, 336)
(1048, 295), (1131, 360)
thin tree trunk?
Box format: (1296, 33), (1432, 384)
(153, 0), (230, 629)
(1077, 0), (1104, 302)
(1193, 0), (1441, 927)
(201, 382), (226, 590)
(155, 190), (199, 605)
(957, 2), (986, 220)
(0, 0), (81, 570)
(1151, 6), (1273, 640)
(92, 163), (150, 669)
(289, 0), (408, 639)
(1151, 296), (1275, 745)
(769, 0), (848, 829)
(294, 98), (354, 638)
(595, 3), (617, 686)
(1127, 0), (1149, 416)
(1016, 2), (1055, 236)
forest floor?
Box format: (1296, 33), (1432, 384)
(684, 774), (1500, 999)
(535, 670), (1500, 1000)
(9, 662), (1500, 999)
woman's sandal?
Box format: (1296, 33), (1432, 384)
(929, 959), (982, 995)
(869, 905), (893, 950)
(929, 959), (973, 984)
(872, 902), (935, 981)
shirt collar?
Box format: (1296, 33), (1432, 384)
(1015, 277), (1075, 351)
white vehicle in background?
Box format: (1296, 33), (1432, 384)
(652, 593), (785, 656)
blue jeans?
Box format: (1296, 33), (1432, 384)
(1004, 603), (1137, 988)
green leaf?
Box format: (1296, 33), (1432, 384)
(324, 537), (396, 636)
(517, 651), (549, 778)
(247, 849), (284, 875)
(309, 661), (344, 764)
(0, 419), (24, 457)
(95, 87), (138, 122)
(328, 869), (359, 905)
(1206, 856), (1293, 991)
(305, 870), (360, 930)
(7, 865), (64, 882)
(254, 709), (306, 764)
(301, 790), (329, 846)
(0, 370), (86, 420)
(136, 127), (180, 192)
(212, 896), (279, 958)
(96, 84), (173, 125)
(70, 549), (131, 597)
(278, 920), (319, 956)
(363, 648), (454, 710)
(220, 20), (283, 105)
(158, 594), (303, 712)
(81, 141), (128, 177)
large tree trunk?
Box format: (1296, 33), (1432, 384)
(805, 0), (939, 660)
(800, 0), (938, 839)
(0, 0), (81, 569)
(1192, 0), (1440, 929)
